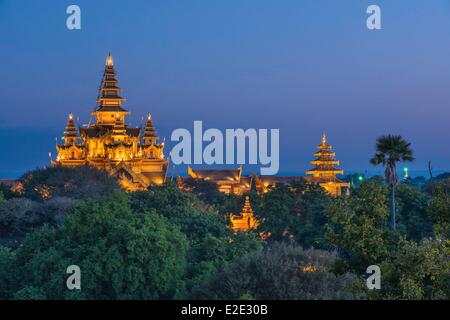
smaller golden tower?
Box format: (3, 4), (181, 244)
(141, 114), (164, 160)
(306, 133), (350, 196)
(229, 196), (259, 233)
(56, 113), (85, 164)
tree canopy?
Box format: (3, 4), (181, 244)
(0, 166), (448, 300)
(191, 243), (364, 300)
(2, 192), (188, 299)
(18, 165), (121, 201)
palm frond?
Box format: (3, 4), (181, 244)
(372, 134), (414, 166)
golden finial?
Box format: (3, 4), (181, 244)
(322, 132), (327, 145)
(147, 113), (152, 121)
(69, 113), (73, 120)
(106, 53), (114, 67)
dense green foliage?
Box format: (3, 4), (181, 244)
(0, 184), (17, 201)
(182, 179), (227, 206)
(325, 179), (450, 299)
(191, 243), (364, 300)
(396, 184), (433, 241)
(1, 192), (188, 299)
(427, 181), (450, 238)
(18, 165), (121, 201)
(130, 184), (226, 241)
(325, 180), (394, 274)
(130, 184), (263, 291)
(379, 238), (450, 299)
(256, 179), (331, 248)
(0, 197), (77, 247)
(0, 166), (449, 300)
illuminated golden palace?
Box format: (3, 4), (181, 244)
(53, 54), (168, 190)
(182, 134), (350, 197)
(306, 133), (350, 196)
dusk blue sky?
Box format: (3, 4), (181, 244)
(0, 0), (449, 178)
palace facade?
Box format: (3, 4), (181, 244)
(184, 165), (304, 195)
(182, 134), (350, 197)
(53, 54), (168, 190)
(52, 54), (349, 196)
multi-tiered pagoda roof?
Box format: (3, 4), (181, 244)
(54, 54), (168, 190)
(306, 133), (350, 196)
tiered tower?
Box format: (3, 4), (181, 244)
(92, 54), (129, 126)
(56, 113), (85, 163)
(142, 114), (164, 159)
(306, 133), (350, 196)
(229, 196), (259, 233)
(54, 54), (168, 190)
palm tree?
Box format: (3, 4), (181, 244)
(370, 135), (414, 230)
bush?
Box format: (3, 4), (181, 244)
(19, 166), (120, 201)
(258, 180), (331, 248)
(131, 184), (227, 241)
(7, 192), (188, 299)
(130, 184), (264, 292)
(191, 243), (363, 300)
(396, 184), (432, 241)
(0, 196), (77, 245)
(427, 180), (450, 238)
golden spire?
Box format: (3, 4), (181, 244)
(143, 113), (157, 145)
(228, 195), (259, 233)
(106, 53), (114, 68)
(94, 54), (128, 121)
(322, 132), (327, 146)
(144, 113), (155, 135)
(241, 196), (253, 215)
(64, 113), (78, 137)
(61, 113), (79, 146)
(306, 133), (350, 196)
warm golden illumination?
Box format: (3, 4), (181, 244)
(306, 133), (350, 196)
(229, 196), (259, 233)
(34, 185), (51, 200)
(106, 53), (114, 67)
(183, 167), (286, 195)
(302, 265), (318, 273)
(53, 54), (168, 191)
